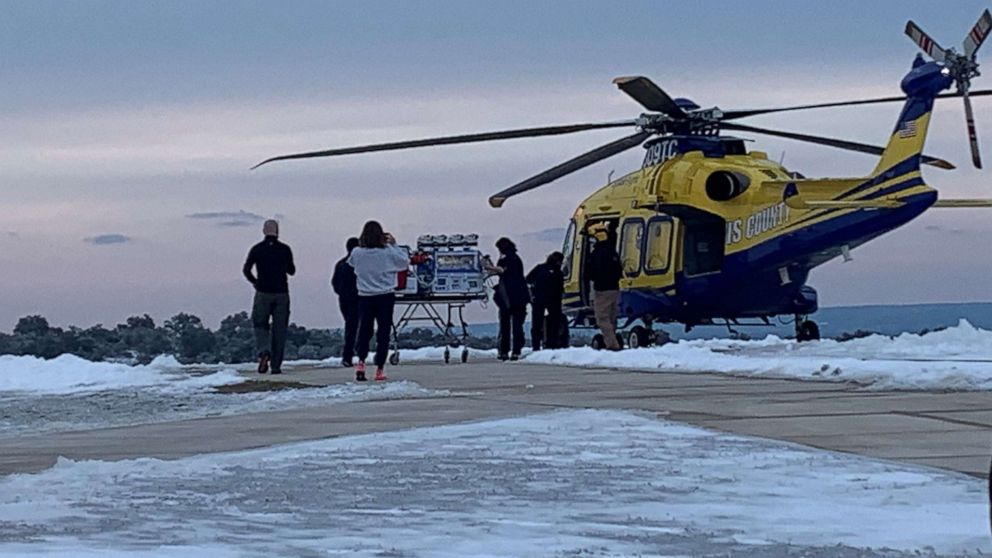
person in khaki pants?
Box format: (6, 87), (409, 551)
(588, 223), (623, 350)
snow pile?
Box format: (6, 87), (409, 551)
(0, 354), (242, 395)
(527, 319), (992, 390)
(0, 410), (986, 555)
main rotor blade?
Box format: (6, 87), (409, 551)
(723, 90), (992, 120)
(721, 122), (956, 169)
(963, 9), (992, 58)
(612, 76), (687, 119)
(488, 131), (651, 208)
(963, 89), (983, 168)
(906, 20), (947, 62)
(251, 121), (637, 169)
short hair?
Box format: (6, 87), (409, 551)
(359, 221), (386, 248)
(547, 251), (564, 266)
(495, 237), (516, 254)
(346, 237), (359, 252)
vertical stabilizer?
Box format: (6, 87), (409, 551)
(871, 56), (953, 176)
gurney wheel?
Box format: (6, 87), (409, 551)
(461, 349), (469, 363)
(389, 352), (400, 366)
(443, 349), (451, 364)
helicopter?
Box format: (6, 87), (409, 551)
(254, 13), (992, 347)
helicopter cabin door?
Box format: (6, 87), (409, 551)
(579, 218), (620, 308)
(681, 212), (725, 276)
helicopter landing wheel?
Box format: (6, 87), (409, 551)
(389, 351), (400, 366)
(443, 348), (451, 364)
(461, 348), (469, 363)
(796, 320), (821, 342)
(591, 334), (605, 351)
(627, 326), (651, 349)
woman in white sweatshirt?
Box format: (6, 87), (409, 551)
(347, 220), (409, 381)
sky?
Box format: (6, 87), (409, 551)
(2, 0), (992, 330)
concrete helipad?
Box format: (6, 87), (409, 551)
(2, 358), (990, 477)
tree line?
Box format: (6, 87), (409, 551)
(0, 313), (497, 365)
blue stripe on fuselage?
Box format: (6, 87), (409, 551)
(837, 155), (921, 200)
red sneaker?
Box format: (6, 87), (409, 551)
(374, 368), (387, 382)
(355, 361), (367, 382)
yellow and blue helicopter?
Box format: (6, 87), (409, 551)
(255, 13), (992, 347)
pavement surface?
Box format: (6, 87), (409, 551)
(2, 357), (990, 477)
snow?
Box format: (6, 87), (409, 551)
(2, 317), (989, 399)
(0, 410), (986, 557)
(527, 319), (992, 390)
(0, 345), (488, 398)
(0, 354), (450, 436)
(0, 354), (242, 395)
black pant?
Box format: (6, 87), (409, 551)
(531, 302), (562, 350)
(252, 291), (290, 372)
(498, 304), (527, 357)
(339, 298), (359, 363)
(356, 293), (395, 368)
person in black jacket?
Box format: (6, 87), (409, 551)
(331, 237), (360, 367)
(588, 223), (622, 350)
(527, 251), (565, 351)
(243, 219), (296, 374)
(485, 237), (529, 360)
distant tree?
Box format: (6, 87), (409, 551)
(0, 311), (497, 362)
(123, 314), (156, 330)
(14, 315), (51, 337)
(215, 312), (255, 363)
(11, 315), (67, 358)
(116, 315), (171, 364)
(67, 324), (120, 361)
(306, 328), (341, 358)
(164, 313), (216, 363)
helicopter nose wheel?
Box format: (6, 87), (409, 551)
(795, 315), (821, 342)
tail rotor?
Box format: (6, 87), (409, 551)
(907, 10), (991, 168)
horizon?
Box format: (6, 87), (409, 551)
(8, 299), (992, 333)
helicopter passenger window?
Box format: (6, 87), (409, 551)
(619, 219), (644, 277)
(561, 220), (576, 281)
(645, 219), (673, 273)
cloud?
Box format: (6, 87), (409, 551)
(187, 210), (266, 228)
(84, 234), (131, 245)
(523, 227), (567, 243)
(5, 231), (19, 240)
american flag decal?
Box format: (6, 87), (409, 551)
(898, 120), (918, 138)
